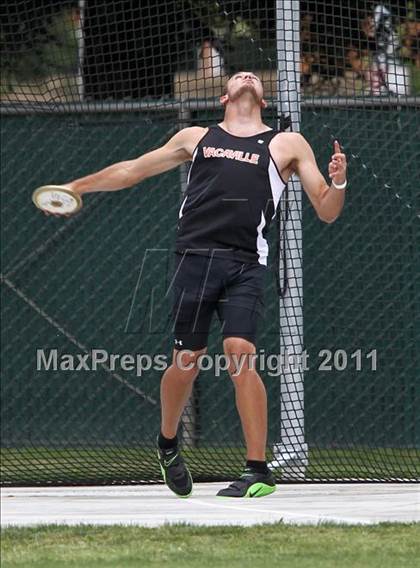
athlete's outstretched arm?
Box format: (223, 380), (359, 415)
(291, 134), (347, 223)
(66, 127), (205, 195)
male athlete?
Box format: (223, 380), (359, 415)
(46, 72), (347, 498)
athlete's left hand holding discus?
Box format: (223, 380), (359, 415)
(32, 71), (348, 499)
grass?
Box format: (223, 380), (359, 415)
(1, 446), (419, 485)
(1, 523), (419, 568)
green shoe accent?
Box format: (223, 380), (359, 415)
(216, 469), (276, 498)
(245, 482), (276, 498)
(159, 462), (167, 483)
(157, 450), (193, 498)
(216, 481), (276, 498)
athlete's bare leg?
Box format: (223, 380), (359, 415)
(223, 337), (267, 461)
(160, 347), (206, 438)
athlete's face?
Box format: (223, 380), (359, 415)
(220, 72), (267, 108)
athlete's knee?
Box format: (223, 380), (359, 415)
(223, 336), (257, 378)
(223, 336), (255, 353)
(171, 347), (207, 381)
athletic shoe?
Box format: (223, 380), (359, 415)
(216, 468), (276, 498)
(156, 440), (193, 498)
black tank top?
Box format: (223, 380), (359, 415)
(175, 125), (286, 265)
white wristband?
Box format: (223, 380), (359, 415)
(331, 178), (347, 190)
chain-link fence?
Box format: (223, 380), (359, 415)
(1, 0), (419, 484)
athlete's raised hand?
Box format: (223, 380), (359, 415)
(328, 140), (347, 187)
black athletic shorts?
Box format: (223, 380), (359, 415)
(170, 252), (267, 351)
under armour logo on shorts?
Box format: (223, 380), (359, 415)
(174, 339), (183, 346)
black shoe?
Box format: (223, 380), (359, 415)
(156, 440), (193, 498)
(217, 468), (276, 498)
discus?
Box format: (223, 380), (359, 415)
(32, 185), (82, 215)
